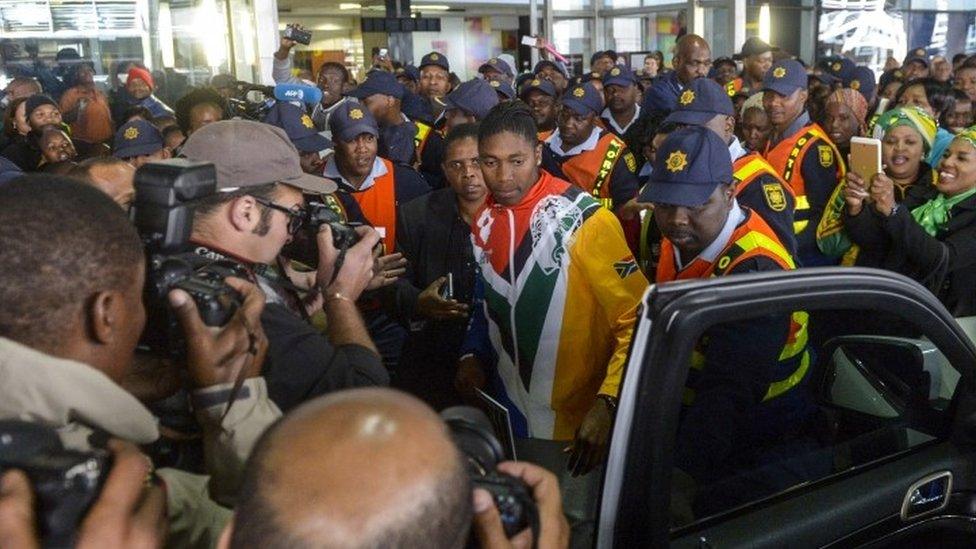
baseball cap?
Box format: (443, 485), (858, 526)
(443, 79), (499, 120)
(561, 83), (603, 116)
(347, 70), (405, 100)
(519, 77), (557, 99)
(113, 120), (164, 159)
(763, 59), (807, 96)
(809, 72), (840, 86)
(329, 101), (380, 143)
(590, 50), (618, 65)
(181, 119), (336, 194)
(665, 78), (734, 126)
(534, 60), (570, 80)
(823, 57), (856, 84)
(904, 47), (929, 67)
(401, 91), (434, 125)
(262, 102), (332, 153)
(420, 52), (450, 72)
(849, 66), (877, 102)
(488, 78), (515, 100)
(640, 126), (733, 206)
(733, 37), (779, 61)
(395, 65), (420, 83)
(25, 94), (58, 119)
(479, 57), (514, 79)
(603, 66), (638, 88)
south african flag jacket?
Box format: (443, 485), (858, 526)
(465, 170), (648, 440)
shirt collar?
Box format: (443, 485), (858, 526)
(324, 156), (388, 191)
(673, 199), (745, 270)
(601, 104), (641, 135)
(728, 136), (748, 162)
(547, 126), (602, 157)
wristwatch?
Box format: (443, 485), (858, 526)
(597, 394), (618, 415)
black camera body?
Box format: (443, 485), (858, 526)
(284, 24), (312, 45)
(132, 160), (241, 355)
(282, 197), (362, 269)
(0, 420), (110, 548)
(441, 407), (539, 539)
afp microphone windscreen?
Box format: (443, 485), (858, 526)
(273, 83), (323, 106)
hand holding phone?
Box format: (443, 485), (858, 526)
(849, 136), (882, 184)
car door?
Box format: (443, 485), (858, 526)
(597, 267), (976, 548)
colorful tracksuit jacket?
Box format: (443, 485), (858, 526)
(461, 170), (648, 440)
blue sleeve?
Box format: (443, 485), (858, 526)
(458, 272), (495, 365)
(609, 153), (639, 209)
(394, 166), (432, 204)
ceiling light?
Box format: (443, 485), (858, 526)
(339, 3), (362, 9)
(411, 5), (450, 10)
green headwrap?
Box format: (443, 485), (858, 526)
(875, 106), (937, 154)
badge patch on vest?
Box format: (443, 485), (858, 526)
(623, 151), (637, 173)
(614, 257), (639, 279)
(818, 145), (834, 167)
(762, 183), (787, 212)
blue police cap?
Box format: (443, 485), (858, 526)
(329, 100), (379, 143)
(640, 126), (733, 207)
(603, 66), (637, 88)
(348, 70), (405, 100)
(562, 82), (602, 117)
(401, 91), (434, 124)
(849, 66), (876, 101)
(519, 76), (557, 99)
(443, 79), (499, 120)
(763, 59), (807, 97)
(420, 52), (450, 72)
(396, 65), (420, 82)
(904, 47), (929, 67)
(533, 60), (569, 80)
(824, 57), (856, 84)
(263, 101), (332, 153)
(809, 72), (840, 86)
(113, 120), (164, 159)
(487, 77), (515, 100)
(665, 78), (734, 126)
(479, 57), (514, 79)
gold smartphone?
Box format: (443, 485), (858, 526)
(849, 136), (882, 182)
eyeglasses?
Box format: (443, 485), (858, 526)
(253, 196), (305, 235)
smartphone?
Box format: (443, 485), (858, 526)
(438, 272), (454, 300)
(378, 47), (389, 59)
(284, 25), (312, 46)
(874, 97), (890, 116)
(850, 136), (882, 183)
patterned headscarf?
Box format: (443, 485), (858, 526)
(954, 126), (976, 152)
(825, 89), (868, 136)
(873, 106), (938, 154)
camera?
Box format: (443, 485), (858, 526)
(283, 24), (312, 46)
(281, 197), (362, 272)
(131, 160), (242, 356)
(0, 420), (111, 548)
(226, 81), (276, 120)
(441, 407), (539, 539)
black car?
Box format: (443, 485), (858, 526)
(585, 267), (976, 548)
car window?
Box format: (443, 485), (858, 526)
(668, 308), (963, 529)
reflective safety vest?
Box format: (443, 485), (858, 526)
(763, 122), (845, 236)
(538, 129), (554, 142)
(656, 210), (811, 406)
(557, 131), (628, 210)
(733, 153), (794, 199)
(348, 157), (398, 252)
(725, 78), (744, 97)
(414, 121), (434, 160)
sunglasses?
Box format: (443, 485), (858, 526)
(253, 196), (305, 235)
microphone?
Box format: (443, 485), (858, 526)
(274, 83), (323, 106)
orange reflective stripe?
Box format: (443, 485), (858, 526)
(559, 132), (626, 209)
(350, 158), (398, 252)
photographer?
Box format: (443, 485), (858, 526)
(182, 119), (390, 412)
(222, 388), (569, 549)
(273, 24), (349, 137)
(0, 175), (279, 547)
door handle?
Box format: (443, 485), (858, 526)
(901, 471), (952, 521)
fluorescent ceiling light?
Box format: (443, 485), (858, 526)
(412, 5), (450, 10)
(339, 3), (362, 9)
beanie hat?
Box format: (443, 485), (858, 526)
(127, 66), (155, 90)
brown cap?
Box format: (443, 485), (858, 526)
(181, 119), (337, 194)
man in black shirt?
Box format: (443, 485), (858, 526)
(182, 119), (389, 412)
(390, 123), (486, 409)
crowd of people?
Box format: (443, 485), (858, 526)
(1, 26), (976, 547)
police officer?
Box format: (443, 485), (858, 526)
(346, 70), (417, 167)
(665, 77), (797, 257)
(641, 125), (814, 518)
(478, 57), (515, 83)
(519, 77), (559, 142)
(542, 82), (640, 221)
(601, 67), (641, 137)
(762, 59), (844, 267)
(488, 77), (516, 102)
(112, 119), (171, 168)
(326, 101), (430, 252)
(418, 52), (452, 117)
(533, 59), (570, 96)
(727, 37), (778, 97)
(263, 100), (333, 175)
(395, 65), (420, 95)
(442, 79), (500, 133)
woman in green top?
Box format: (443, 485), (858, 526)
(843, 127), (976, 315)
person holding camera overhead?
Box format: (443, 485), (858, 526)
(182, 119), (391, 413)
(0, 175), (278, 547)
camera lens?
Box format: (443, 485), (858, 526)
(441, 407), (505, 476)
